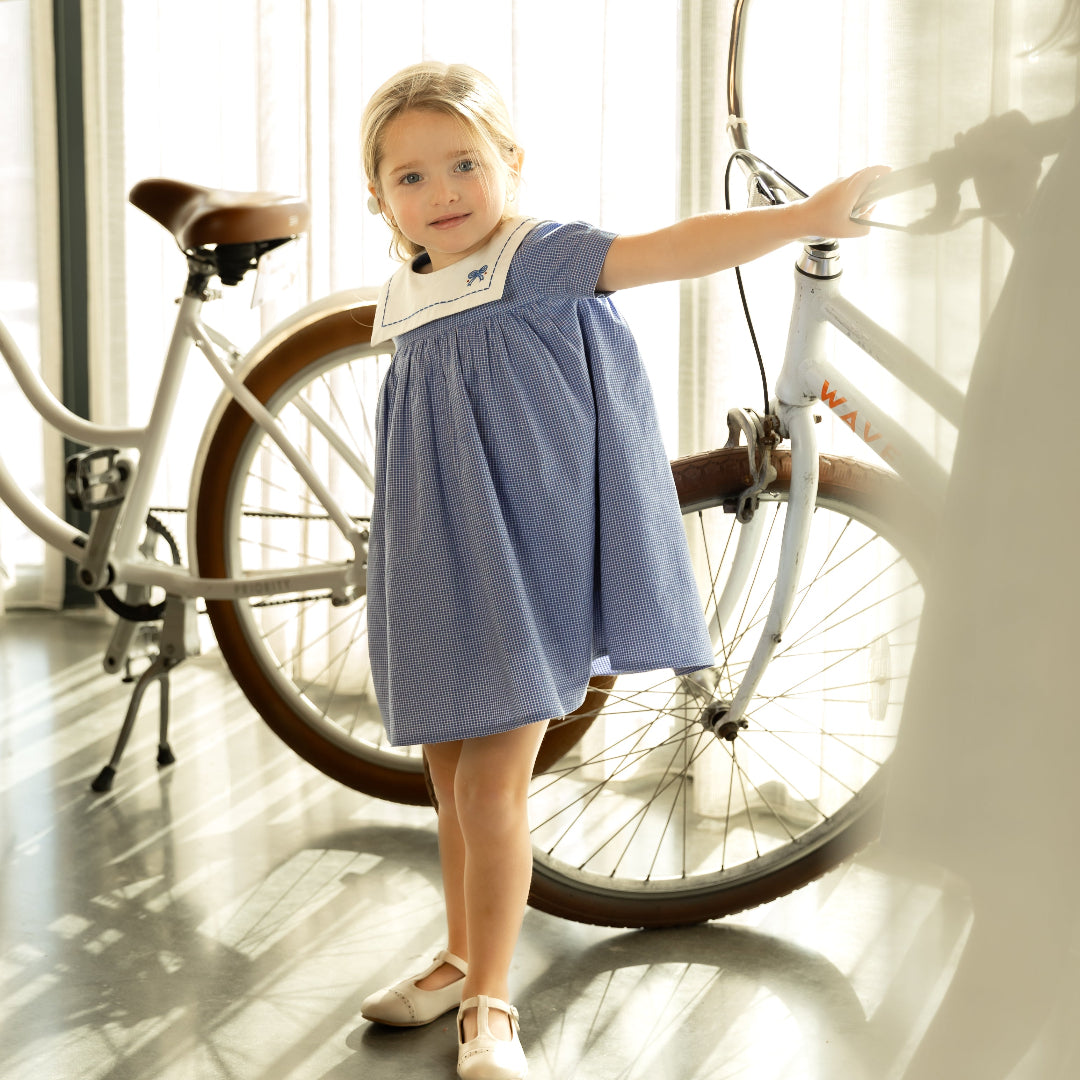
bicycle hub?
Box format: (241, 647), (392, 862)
(700, 700), (749, 742)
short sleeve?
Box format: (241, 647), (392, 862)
(513, 221), (617, 300)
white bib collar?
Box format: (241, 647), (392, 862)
(370, 216), (537, 345)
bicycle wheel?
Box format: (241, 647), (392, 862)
(527, 446), (930, 927)
(194, 305), (438, 802)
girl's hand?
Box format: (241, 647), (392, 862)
(798, 165), (893, 239)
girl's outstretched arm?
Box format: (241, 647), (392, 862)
(596, 165), (889, 293)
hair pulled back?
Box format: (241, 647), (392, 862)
(362, 62), (520, 261)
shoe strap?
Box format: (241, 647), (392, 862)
(459, 994), (519, 1029)
(411, 947), (468, 984)
(437, 948), (469, 975)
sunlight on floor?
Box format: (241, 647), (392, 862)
(0, 610), (976, 1080)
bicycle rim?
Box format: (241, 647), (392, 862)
(527, 448), (929, 927)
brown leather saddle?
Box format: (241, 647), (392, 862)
(128, 177), (310, 249)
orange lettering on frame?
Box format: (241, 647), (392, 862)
(863, 422), (882, 444)
(839, 410), (858, 432)
(821, 381), (847, 409)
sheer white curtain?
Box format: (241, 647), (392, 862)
(0, 0), (65, 610)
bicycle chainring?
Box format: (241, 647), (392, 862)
(98, 513), (182, 622)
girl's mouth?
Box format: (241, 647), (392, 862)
(430, 213), (470, 230)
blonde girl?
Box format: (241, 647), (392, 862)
(357, 61), (884, 1080)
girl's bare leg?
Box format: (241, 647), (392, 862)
(423, 720), (549, 1040)
(459, 720), (549, 1040)
(414, 740), (470, 992)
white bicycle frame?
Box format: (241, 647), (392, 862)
(0, 280), (370, 602)
(709, 240), (961, 726)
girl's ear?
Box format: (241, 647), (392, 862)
(367, 184), (383, 216)
(508, 147), (525, 199)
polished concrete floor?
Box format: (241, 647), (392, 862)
(0, 609), (1051, 1080)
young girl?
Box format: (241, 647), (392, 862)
(357, 61), (884, 1080)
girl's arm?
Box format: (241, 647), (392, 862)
(596, 165), (889, 293)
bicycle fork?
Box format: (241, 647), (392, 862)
(685, 250), (831, 734)
(686, 403), (820, 734)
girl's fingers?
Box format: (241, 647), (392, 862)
(844, 165), (892, 209)
(816, 165), (892, 237)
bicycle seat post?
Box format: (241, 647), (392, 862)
(184, 252), (219, 302)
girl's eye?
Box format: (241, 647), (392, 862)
(455, 159), (477, 174)
(400, 172), (422, 185)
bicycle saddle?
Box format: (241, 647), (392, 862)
(128, 178), (310, 249)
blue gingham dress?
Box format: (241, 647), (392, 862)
(366, 218), (713, 746)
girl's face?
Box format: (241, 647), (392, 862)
(371, 108), (521, 273)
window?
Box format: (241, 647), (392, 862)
(0, 0), (64, 609)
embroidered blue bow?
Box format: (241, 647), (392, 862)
(466, 264), (488, 286)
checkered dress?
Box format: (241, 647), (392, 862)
(366, 220), (713, 746)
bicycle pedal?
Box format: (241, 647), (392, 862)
(65, 448), (129, 511)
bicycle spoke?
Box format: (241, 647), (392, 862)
(343, 362), (377, 451)
(608, 728), (704, 879)
(295, 614), (368, 715)
(736, 710), (859, 806)
(546, 727), (713, 875)
(237, 531), (338, 567)
(767, 617), (919, 705)
(310, 373), (366, 459)
(534, 722), (664, 860)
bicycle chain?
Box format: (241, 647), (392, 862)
(99, 509), (367, 621)
(145, 507), (370, 523)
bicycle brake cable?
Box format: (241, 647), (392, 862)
(723, 150), (809, 418)
(724, 153), (770, 417)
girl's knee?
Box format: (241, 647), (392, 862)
(454, 772), (530, 838)
(447, 722), (546, 834)
(423, 743), (462, 811)
(432, 776), (458, 818)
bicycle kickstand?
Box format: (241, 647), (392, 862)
(91, 594), (199, 793)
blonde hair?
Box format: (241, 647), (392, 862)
(362, 62), (521, 261)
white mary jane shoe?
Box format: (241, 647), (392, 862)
(360, 948), (468, 1026)
(457, 995), (528, 1080)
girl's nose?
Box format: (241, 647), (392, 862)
(429, 175), (458, 205)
